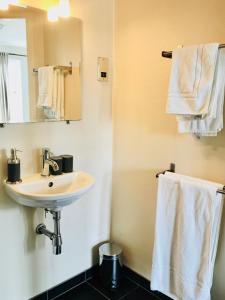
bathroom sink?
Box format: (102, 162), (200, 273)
(5, 172), (94, 209)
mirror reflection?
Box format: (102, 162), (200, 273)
(0, 18), (29, 123)
(0, 6), (81, 124)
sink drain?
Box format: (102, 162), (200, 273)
(48, 182), (54, 187)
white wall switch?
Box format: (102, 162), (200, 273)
(97, 57), (109, 81)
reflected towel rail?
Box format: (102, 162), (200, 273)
(156, 163), (225, 195)
(33, 65), (72, 74)
(162, 44), (225, 59)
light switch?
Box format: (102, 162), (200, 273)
(97, 57), (109, 81)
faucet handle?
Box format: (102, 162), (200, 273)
(42, 148), (54, 157)
(42, 147), (50, 154)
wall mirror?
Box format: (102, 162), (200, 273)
(0, 6), (81, 124)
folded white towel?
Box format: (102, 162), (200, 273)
(167, 43), (219, 116)
(151, 173), (224, 300)
(177, 49), (225, 136)
(37, 66), (54, 107)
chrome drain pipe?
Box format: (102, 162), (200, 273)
(36, 210), (62, 255)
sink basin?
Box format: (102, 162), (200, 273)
(5, 171), (94, 209)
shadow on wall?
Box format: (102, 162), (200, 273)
(111, 168), (163, 275)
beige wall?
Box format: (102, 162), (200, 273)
(112, 0), (225, 299)
(0, 0), (113, 299)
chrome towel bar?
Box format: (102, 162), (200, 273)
(162, 44), (225, 59)
(156, 163), (225, 195)
(33, 64), (72, 74)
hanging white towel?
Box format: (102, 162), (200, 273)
(151, 173), (224, 300)
(177, 48), (225, 136)
(51, 69), (65, 120)
(167, 43), (219, 116)
(37, 66), (54, 107)
(37, 67), (65, 120)
(60, 71), (65, 119)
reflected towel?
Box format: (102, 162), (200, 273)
(37, 66), (54, 107)
(51, 69), (65, 119)
(37, 67), (65, 120)
(151, 173), (223, 300)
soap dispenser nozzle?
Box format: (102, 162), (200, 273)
(9, 148), (22, 164)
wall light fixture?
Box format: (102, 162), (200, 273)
(48, 0), (71, 22)
(47, 6), (59, 22)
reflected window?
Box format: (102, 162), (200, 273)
(0, 18), (28, 123)
(7, 55), (29, 122)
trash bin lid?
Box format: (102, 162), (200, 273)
(99, 242), (122, 258)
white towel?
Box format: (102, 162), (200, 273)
(167, 44), (219, 116)
(37, 66), (54, 107)
(177, 49), (225, 136)
(151, 173), (224, 300)
(37, 67), (65, 120)
(51, 69), (65, 120)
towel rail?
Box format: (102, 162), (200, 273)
(162, 44), (225, 59)
(156, 163), (225, 195)
(33, 65), (72, 74)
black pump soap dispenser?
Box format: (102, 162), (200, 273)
(7, 148), (22, 184)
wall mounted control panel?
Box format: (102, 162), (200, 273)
(97, 57), (109, 81)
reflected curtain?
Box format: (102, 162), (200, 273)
(0, 52), (10, 122)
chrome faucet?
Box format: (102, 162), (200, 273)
(41, 148), (59, 176)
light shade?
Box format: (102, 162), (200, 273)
(48, 6), (59, 22)
(58, 0), (70, 18)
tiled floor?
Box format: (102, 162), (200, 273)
(54, 275), (172, 300)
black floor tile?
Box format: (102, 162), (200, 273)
(123, 266), (150, 291)
(48, 273), (85, 299)
(88, 275), (137, 300)
(54, 282), (107, 300)
(153, 291), (173, 300)
(29, 291), (47, 300)
(85, 265), (99, 280)
(122, 287), (161, 300)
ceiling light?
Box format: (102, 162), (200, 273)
(0, 0), (10, 10)
(58, 0), (70, 18)
(48, 6), (59, 22)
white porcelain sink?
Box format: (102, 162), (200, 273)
(5, 171), (94, 209)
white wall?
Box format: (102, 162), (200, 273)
(112, 0), (225, 299)
(0, 0), (113, 299)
